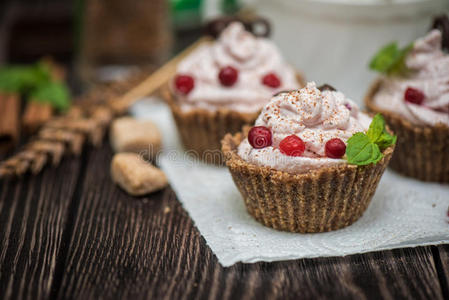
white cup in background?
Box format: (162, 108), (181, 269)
(255, 0), (449, 104)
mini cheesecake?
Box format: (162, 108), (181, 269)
(222, 83), (395, 233)
(365, 19), (449, 182)
(164, 22), (304, 164)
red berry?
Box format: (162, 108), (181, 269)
(248, 126), (272, 149)
(404, 87), (425, 105)
(325, 138), (346, 159)
(219, 66), (238, 86)
(262, 73), (281, 88)
(279, 135), (305, 157)
(175, 74), (194, 95)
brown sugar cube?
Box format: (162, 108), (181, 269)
(111, 153), (168, 196)
(110, 117), (161, 158)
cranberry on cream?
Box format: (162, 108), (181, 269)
(373, 30), (449, 127)
(238, 82), (372, 174)
(172, 22), (299, 113)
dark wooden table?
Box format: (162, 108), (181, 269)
(0, 141), (448, 300)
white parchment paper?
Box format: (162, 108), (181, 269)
(131, 98), (449, 267)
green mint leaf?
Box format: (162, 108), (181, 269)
(389, 43), (414, 75)
(346, 134), (383, 166)
(0, 63), (52, 93)
(367, 113), (385, 143)
(369, 42), (399, 73)
(346, 133), (378, 165)
(28, 63), (52, 87)
(0, 66), (32, 92)
(370, 143), (383, 164)
(346, 114), (396, 166)
(0, 62), (70, 111)
(376, 132), (397, 151)
(369, 42), (413, 75)
(30, 81), (71, 111)
(367, 113), (396, 151)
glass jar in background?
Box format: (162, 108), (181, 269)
(76, 0), (173, 85)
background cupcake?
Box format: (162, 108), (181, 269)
(165, 22), (304, 164)
(223, 83), (396, 233)
(365, 16), (449, 182)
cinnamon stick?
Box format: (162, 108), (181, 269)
(22, 101), (53, 134)
(0, 93), (20, 153)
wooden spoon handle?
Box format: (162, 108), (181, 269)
(109, 36), (212, 114)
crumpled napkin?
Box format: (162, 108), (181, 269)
(131, 98), (449, 267)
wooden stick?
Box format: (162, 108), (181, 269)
(0, 93), (20, 153)
(109, 36), (212, 114)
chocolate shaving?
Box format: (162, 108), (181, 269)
(273, 90), (296, 97)
(205, 16), (271, 38)
(318, 84), (337, 92)
(246, 18), (271, 38)
(431, 15), (449, 51)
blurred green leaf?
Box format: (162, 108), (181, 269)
(369, 42), (414, 75)
(30, 81), (71, 111)
(0, 62), (70, 111)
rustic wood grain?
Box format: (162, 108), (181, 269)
(0, 152), (84, 300)
(0, 142), (447, 300)
(51, 144), (446, 300)
(435, 245), (449, 298)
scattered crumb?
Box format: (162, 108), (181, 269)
(164, 206), (171, 214)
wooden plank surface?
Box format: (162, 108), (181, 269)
(0, 153), (84, 299)
(0, 143), (448, 299)
(436, 245), (449, 298)
(50, 145), (446, 300)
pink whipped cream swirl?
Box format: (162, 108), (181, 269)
(373, 30), (449, 126)
(238, 82), (372, 174)
(173, 22), (300, 113)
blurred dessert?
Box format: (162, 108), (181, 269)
(365, 15), (449, 182)
(165, 22), (304, 164)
